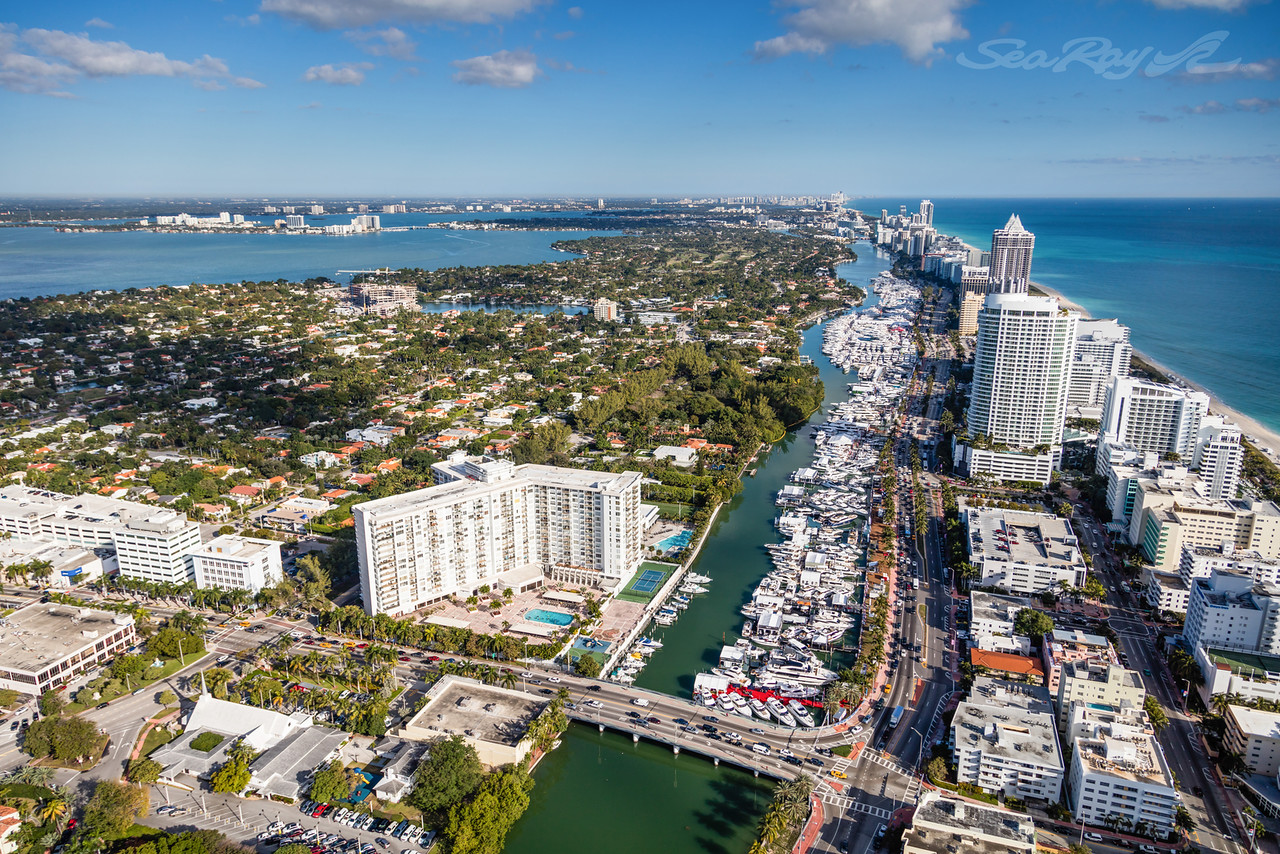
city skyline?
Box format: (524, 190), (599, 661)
(1, 0), (1278, 198)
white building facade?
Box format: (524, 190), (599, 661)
(963, 294), (1078, 485)
(190, 535), (283, 593)
(355, 464), (643, 616)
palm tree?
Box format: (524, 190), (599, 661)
(1173, 806), (1196, 834)
(38, 796), (69, 830)
(1212, 691), (1243, 717)
(498, 670), (518, 690)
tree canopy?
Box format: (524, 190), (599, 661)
(1013, 608), (1054, 640)
(408, 735), (483, 819)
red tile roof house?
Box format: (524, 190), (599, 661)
(227, 484), (262, 505)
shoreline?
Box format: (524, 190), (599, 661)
(1029, 279), (1280, 457)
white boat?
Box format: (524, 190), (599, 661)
(766, 697), (798, 727)
(787, 699), (816, 727)
(716, 694), (737, 714)
(686, 572), (712, 584)
(731, 694), (756, 720)
(615, 673), (635, 683)
(678, 583), (708, 595)
(636, 637), (663, 650)
(748, 697), (770, 720)
(653, 614), (676, 626)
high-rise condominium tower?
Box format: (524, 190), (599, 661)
(989, 214), (1035, 294)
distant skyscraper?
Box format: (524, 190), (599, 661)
(919, 199), (934, 227)
(989, 214), (1035, 294)
(597, 198), (605, 210)
(963, 293), (1078, 483)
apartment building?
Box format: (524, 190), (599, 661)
(1182, 544), (1280, 586)
(1042, 629), (1117, 695)
(354, 462), (643, 616)
(1183, 571), (1280, 656)
(1225, 704), (1280, 777)
(0, 486), (202, 584)
(1056, 662), (1145, 729)
(1068, 319), (1131, 418)
(1068, 729), (1181, 839)
(902, 791), (1036, 854)
(969, 591), (1036, 655)
(190, 535), (283, 593)
(951, 678), (1063, 802)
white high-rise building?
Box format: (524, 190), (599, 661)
(1097, 377), (1242, 500)
(593, 298), (619, 322)
(1180, 543), (1280, 587)
(286, 215), (305, 229)
(918, 199), (934, 227)
(354, 463), (643, 616)
(1194, 418), (1244, 500)
(111, 512), (202, 585)
(1098, 378), (1208, 467)
(1068, 319), (1131, 416)
(190, 535), (283, 593)
(950, 678), (1063, 802)
(0, 486), (202, 585)
(988, 214), (1035, 294)
(961, 294), (1078, 484)
(1184, 570), (1280, 656)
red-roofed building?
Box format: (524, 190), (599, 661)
(970, 649), (1046, 685)
(0, 804), (22, 854)
(227, 484), (262, 505)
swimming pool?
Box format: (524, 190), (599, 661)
(656, 530), (693, 551)
(526, 608), (574, 627)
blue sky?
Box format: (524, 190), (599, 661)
(2, 0), (1278, 197)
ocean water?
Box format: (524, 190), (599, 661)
(852, 198), (1280, 436)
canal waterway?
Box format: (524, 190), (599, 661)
(503, 723), (773, 854)
(503, 243), (895, 854)
(634, 244), (893, 698)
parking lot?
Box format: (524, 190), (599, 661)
(144, 788), (435, 853)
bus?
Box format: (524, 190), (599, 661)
(887, 706), (905, 730)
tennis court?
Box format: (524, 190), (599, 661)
(631, 569), (665, 593)
(616, 561), (677, 604)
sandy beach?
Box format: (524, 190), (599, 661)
(1030, 280), (1280, 458)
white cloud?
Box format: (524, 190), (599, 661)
(753, 0), (970, 64)
(567, 5), (583, 18)
(344, 27), (418, 60)
(303, 61), (374, 85)
(84, 18), (113, 29)
(234, 76), (267, 88)
(1179, 57), (1279, 82)
(1145, 0), (1255, 9)
(1182, 97), (1280, 114)
(260, 0), (542, 29)
(0, 25), (255, 95)
(452, 48), (540, 87)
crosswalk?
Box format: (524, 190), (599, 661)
(859, 748), (914, 778)
(849, 801), (893, 820)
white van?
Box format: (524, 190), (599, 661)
(752, 742), (770, 755)
(631, 698), (651, 707)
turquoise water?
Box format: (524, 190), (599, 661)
(852, 197), (1280, 435)
(525, 608), (574, 627)
(656, 530), (694, 551)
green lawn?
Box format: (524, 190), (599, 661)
(141, 725), (179, 757)
(644, 501), (695, 520)
(66, 653), (209, 713)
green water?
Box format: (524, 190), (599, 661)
(504, 244), (893, 854)
(504, 723), (774, 854)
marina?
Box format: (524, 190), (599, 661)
(626, 248), (922, 727)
